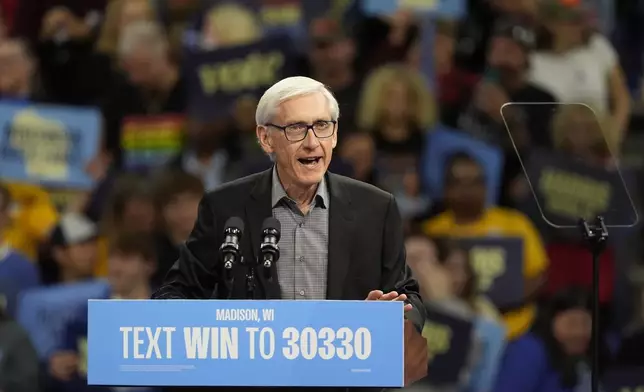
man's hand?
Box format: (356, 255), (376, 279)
(404, 320), (429, 386)
(365, 290), (412, 311)
(49, 351), (79, 381)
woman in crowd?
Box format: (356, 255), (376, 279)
(495, 287), (600, 392)
(529, 0), (631, 148)
(405, 234), (505, 392)
(356, 63), (436, 157)
(542, 104), (618, 329)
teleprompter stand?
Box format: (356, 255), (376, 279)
(578, 216), (608, 392)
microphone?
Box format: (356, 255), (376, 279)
(220, 217), (244, 271)
(260, 217), (281, 279)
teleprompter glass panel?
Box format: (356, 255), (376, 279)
(500, 102), (638, 228)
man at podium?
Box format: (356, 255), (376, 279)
(153, 76), (428, 388)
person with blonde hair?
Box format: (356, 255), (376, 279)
(550, 103), (614, 166)
(356, 64), (436, 156)
(200, 2), (263, 50)
(95, 0), (154, 57)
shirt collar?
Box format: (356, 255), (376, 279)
(271, 166), (328, 209)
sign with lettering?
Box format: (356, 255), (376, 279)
(422, 127), (504, 206)
(88, 300), (404, 387)
(422, 304), (473, 385)
(184, 34), (298, 119)
(361, 0), (466, 18)
(524, 149), (637, 228)
(16, 280), (110, 359)
(456, 237), (524, 308)
(121, 114), (185, 170)
(602, 367), (644, 392)
(0, 102), (100, 189)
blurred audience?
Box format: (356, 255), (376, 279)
(2, 0), (644, 390)
(424, 152), (548, 340)
(495, 287), (601, 392)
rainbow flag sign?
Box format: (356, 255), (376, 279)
(121, 114), (185, 170)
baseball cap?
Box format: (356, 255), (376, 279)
(493, 18), (536, 52)
(50, 213), (99, 247)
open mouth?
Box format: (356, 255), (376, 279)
(297, 157), (322, 167)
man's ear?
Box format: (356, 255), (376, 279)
(332, 123), (338, 149)
(256, 125), (274, 154)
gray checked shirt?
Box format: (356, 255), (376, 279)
(271, 167), (329, 300)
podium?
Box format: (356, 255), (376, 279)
(87, 300), (404, 388)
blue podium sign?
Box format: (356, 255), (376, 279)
(88, 300), (404, 388)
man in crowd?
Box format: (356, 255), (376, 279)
(424, 152), (548, 340)
(154, 76), (428, 389)
(49, 233), (157, 391)
(49, 213), (99, 284)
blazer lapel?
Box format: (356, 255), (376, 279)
(245, 168), (282, 299)
(326, 172), (356, 299)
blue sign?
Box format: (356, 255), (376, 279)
(88, 300), (404, 388)
(422, 126), (504, 206)
(16, 280), (110, 359)
(361, 0), (466, 19)
(0, 102), (101, 189)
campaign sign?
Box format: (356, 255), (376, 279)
(422, 127), (504, 206)
(0, 102), (100, 189)
(456, 237), (524, 308)
(362, 0), (466, 19)
(88, 300), (404, 387)
(184, 34), (297, 119)
(602, 367), (644, 392)
(422, 304), (473, 385)
(121, 114), (185, 170)
(16, 280), (110, 359)
(524, 149), (637, 227)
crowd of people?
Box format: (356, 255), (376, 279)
(0, 0), (644, 391)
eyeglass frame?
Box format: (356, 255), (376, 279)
(264, 120), (337, 142)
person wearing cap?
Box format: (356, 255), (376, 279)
(529, 0), (630, 147)
(460, 17), (556, 149)
(49, 213), (99, 284)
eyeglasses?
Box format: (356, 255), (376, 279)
(265, 120), (337, 142)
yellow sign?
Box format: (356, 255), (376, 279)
(78, 337), (88, 376)
(470, 246), (506, 292)
(422, 321), (452, 356)
(198, 52), (285, 95)
(538, 167), (611, 221)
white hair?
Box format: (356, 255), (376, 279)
(255, 76), (340, 125)
(117, 21), (168, 59)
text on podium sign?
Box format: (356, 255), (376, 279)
(87, 300), (404, 387)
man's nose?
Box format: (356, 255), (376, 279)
(302, 128), (321, 148)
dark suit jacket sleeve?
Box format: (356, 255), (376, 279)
(153, 196), (219, 299)
(381, 195), (427, 329)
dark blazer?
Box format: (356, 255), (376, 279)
(153, 168), (425, 392)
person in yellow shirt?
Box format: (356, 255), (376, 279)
(2, 183), (58, 261)
(424, 152), (548, 340)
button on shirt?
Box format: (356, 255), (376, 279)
(271, 168), (329, 300)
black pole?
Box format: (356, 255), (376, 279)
(578, 216), (608, 392)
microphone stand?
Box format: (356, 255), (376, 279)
(223, 260), (237, 300)
(578, 216), (608, 392)
(245, 257), (257, 300)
